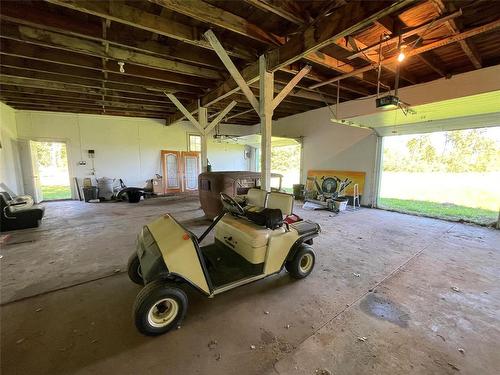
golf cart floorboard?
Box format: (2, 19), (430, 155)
(201, 240), (263, 288)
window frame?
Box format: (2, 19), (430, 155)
(187, 133), (202, 152)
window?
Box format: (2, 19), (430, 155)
(188, 134), (201, 152)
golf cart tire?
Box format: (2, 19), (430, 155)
(286, 244), (315, 279)
(133, 280), (188, 336)
(127, 253), (143, 285)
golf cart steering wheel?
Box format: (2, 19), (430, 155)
(220, 193), (245, 216)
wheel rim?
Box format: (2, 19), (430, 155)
(137, 264), (143, 278)
(299, 253), (313, 273)
(147, 298), (179, 328)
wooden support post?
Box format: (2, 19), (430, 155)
(199, 107), (208, 172)
(167, 93), (237, 172)
(259, 55), (273, 192)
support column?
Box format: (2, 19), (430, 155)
(198, 107), (208, 172)
(259, 55), (274, 191)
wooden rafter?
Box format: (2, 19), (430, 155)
(168, 0), (415, 124)
(149, 0), (284, 45)
(243, 0), (305, 25)
(0, 23), (223, 80)
(0, 2), (225, 69)
(309, 19), (500, 89)
(45, 0), (255, 60)
(0, 0), (496, 124)
(433, 0), (482, 69)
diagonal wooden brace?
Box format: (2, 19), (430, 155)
(204, 29), (259, 114)
(272, 65), (311, 110)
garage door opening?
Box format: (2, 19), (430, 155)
(271, 142), (301, 193)
(379, 127), (500, 225)
(31, 141), (71, 201)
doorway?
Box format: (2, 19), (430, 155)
(161, 150), (200, 194)
(30, 141), (71, 201)
(378, 127), (500, 225)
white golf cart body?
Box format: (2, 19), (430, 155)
(137, 191), (320, 296)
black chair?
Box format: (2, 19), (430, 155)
(0, 192), (45, 232)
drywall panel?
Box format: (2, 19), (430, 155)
(15, 111), (251, 197)
(0, 103), (23, 194)
(207, 140), (250, 171)
(272, 107), (378, 206)
(335, 65), (500, 120)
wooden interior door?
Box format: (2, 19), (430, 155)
(161, 150), (182, 193)
(181, 151), (200, 192)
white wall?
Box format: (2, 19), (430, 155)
(14, 111), (252, 198)
(272, 107), (378, 205)
(0, 103), (23, 195)
(260, 66), (500, 206)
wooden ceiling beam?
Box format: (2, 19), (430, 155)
(169, 0), (413, 124)
(9, 104), (171, 120)
(0, 84), (176, 106)
(266, 1), (415, 69)
(278, 66), (371, 97)
(0, 23), (223, 80)
(310, 19), (500, 88)
(243, 0), (305, 26)
(45, 0), (255, 61)
(417, 54), (447, 77)
(0, 2), (225, 69)
(0, 87), (174, 108)
(0, 56), (208, 95)
(1, 98), (173, 115)
(0, 44), (216, 89)
(0, 92), (175, 111)
(347, 9), (463, 60)
(0, 75), (197, 103)
(333, 33), (417, 85)
(148, 0), (284, 45)
(0, 65), (204, 97)
(433, 0), (482, 69)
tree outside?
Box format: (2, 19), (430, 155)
(271, 144), (301, 191)
(32, 141), (71, 200)
(380, 127), (500, 225)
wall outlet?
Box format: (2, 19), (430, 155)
(78, 161), (87, 166)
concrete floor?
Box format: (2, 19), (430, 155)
(1, 196), (499, 374)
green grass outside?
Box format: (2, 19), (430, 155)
(41, 185), (72, 201)
(378, 197), (498, 225)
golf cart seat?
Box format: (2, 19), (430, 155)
(267, 192), (294, 216)
(246, 188), (268, 207)
(215, 214), (285, 264)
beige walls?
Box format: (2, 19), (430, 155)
(14, 111), (253, 198)
(0, 103), (23, 195)
(272, 107), (378, 206)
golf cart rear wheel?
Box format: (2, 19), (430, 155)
(133, 280), (187, 336)
(286, 244), (315, 279)
(127, 253), (143, 285)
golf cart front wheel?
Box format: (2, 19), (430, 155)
(133, 280), (188, 336)
(127, 253), (143, 285)
(286, 244), (315, 279)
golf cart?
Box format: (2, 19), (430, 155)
(127, 190), (321, 336)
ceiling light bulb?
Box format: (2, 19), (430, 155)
(118, 61), (125, 73)
(397, 51), (405, 62)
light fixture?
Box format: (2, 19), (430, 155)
(118, 61), (125, 73)
(397, 44), (407, 62)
